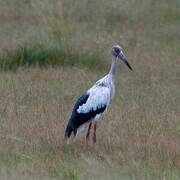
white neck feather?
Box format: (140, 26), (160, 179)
(109, 55), (117, 77)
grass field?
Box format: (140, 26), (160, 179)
(0, 0), (180, 179)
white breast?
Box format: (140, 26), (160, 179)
(77, 85), (111, 114)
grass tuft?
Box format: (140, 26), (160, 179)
(0, 43), (104, 71)
(63, 167), (80, 180)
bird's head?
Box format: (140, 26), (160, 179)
(112, 45), (133, 71)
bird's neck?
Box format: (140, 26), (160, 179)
(109, 55), (117, 77)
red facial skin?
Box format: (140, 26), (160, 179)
(114, 48), (120, 55)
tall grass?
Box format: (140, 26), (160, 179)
(0, 43), (104, 71)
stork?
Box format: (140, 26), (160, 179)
(64, 45), (132, 143)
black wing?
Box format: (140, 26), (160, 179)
(65, 92), (106, 138)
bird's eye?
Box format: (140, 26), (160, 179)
(114, 48), (120, 54)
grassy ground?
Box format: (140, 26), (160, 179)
(0, 0), (180, 179)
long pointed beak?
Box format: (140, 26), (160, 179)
(118, 51), (133, 71)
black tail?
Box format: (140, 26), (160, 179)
(64, 123), (73, 139)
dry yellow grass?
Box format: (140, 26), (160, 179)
(0, 0), (180, 179)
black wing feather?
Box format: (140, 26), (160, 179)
(65, 92), (106, 138)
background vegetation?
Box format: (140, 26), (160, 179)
(0, 0), (180, 179)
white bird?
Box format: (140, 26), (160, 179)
(64, 45), (132, 143)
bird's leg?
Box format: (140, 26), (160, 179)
(93, 122), (97, 143)
(86, 122), (92, 140)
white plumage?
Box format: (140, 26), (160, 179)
(77, 84), (111, 114)
(64, 45), (132, 143)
